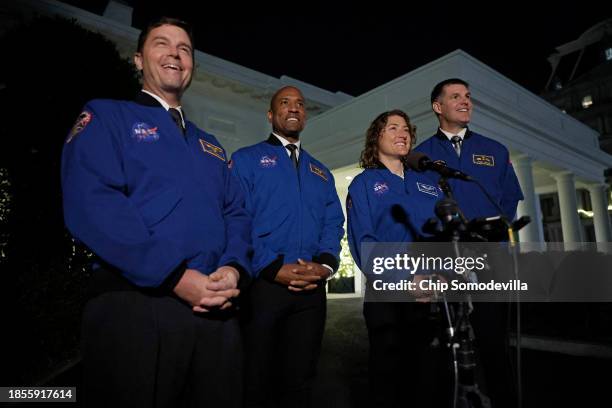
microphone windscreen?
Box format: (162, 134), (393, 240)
(435, 198), (459, 221)
(406, 151), (429, 171)
(391, 204), (408, 224)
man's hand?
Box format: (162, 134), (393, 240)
(288, 259), (331, 291)
(274, 261), (322, 292)
(207, 266), (239, 292)
(200, 266), (240, 311)
(174, 268), (239, 313)
(297, 259), (331, 279)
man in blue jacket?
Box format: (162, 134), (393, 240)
(61, 17), (251, 408)
(415, 78), (524, 408)
(415, 78), (523, 221)
(231, 86), (344, 407)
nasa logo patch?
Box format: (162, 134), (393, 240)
(132, 122), (160, 142)
(259, 155), (278, 168)
(373, 182), (389, 195)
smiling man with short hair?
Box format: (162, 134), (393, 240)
(62, 16), (251, 407)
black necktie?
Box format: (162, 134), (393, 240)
(285, 144), (299, 169)
(451, 135), (462, 157)
(169, 108), (185, 135)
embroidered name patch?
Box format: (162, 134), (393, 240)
(373, 182), (389, 195)
(132, 122), (160, 142)
(66, 111), (92, 143)
(309, 163), (328, 181)
(259, 155), (277, 168)
(473, 154), (495, 166)
(199, 139), (226, 161)
(416, 182), (439, 197)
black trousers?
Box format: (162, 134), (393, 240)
(364, 302), (450, 408)
(81, 290), (242, 408)
(242, 279), (326, 408)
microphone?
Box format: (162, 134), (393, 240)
(434, 199), (463, 225)
(406, 152), (472, 181)
(391, 204), (420, 239)
(435, 198), (470, 237)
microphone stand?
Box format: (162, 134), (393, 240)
(470, 179), (528, 408)
(434, 176), (491, 408)
(433, 174), (530, 408)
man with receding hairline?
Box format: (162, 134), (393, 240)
(231, 86), (344, 407)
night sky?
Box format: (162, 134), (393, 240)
(55, 1), (611, 96)
(125, 2), (611, 97)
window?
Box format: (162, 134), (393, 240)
(605, 47), (612, 61)
(581, 95), (593, 109)
(540, 195), (559, 221)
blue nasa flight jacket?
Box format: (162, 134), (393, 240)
(230, 135), (344, 279)
(414, 129), (524, 221)
(61, 92), (252, 289)
(347, 165), (442, 279)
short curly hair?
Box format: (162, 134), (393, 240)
(359, 110), (416, 169)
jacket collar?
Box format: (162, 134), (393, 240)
(266, 133), (282, 146)
(134, 90), (164, 108)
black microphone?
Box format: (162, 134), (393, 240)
(434, 199), (462, 225)
(391, 204), (420, 239)
(406, 152), (472, 181)
(434, 198), (469, 240)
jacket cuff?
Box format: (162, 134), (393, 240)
(313, 252), (339, 272)
(225, 261), (251, 290)
(259, 255), (284, 282)
(160, 262), (187, 293)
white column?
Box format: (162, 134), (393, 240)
(553, 171), (583, 243)
(513, 155), (544, 243)
(586, 183), (612, 242)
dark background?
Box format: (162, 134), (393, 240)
(67, 0), (612, 96)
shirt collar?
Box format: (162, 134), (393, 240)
(141, 90), (185, 127)
(272, 132), (301, 149)
(439, 127), (467, 141)
(272, 132), (301, 157)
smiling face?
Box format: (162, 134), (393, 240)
(432, 83), (472, 133)
(377, 115), (411, 162)
(267, 86), (306, 142)
(133, 24), (193, 106)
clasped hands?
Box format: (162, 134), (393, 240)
(274, 258), (330, 292)
(174, 266), (240, 313)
